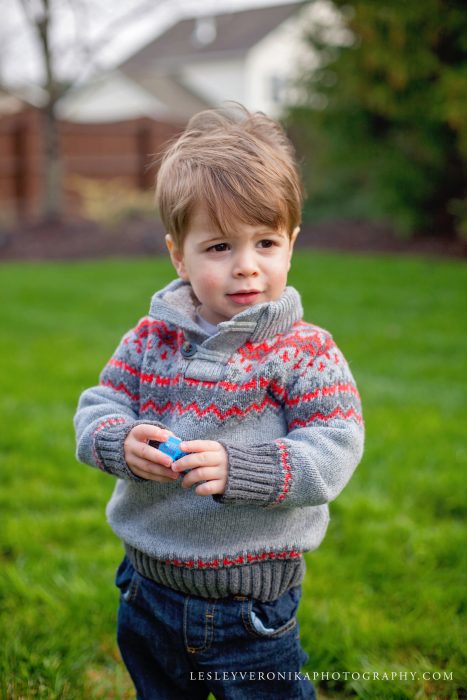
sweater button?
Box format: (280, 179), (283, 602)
(181, 341), (197, 358)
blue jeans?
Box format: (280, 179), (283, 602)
(116, 556), (316, 700)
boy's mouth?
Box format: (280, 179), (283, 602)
(227, 290), (262, 305)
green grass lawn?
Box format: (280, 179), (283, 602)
(0, 251), (465, 699)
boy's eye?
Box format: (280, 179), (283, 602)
(207, 243), (229, 252)
(259, 239), (275, 248)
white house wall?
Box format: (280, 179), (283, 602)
(245, 5), (317, 118)
(180, 58), (246, 108)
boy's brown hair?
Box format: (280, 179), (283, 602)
(155, 103), (303, 250)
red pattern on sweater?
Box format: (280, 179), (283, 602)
(234, 323), (333, 363)
(140, 395), (281, 420)
(101, 379), (140, 402)
(105, 358), (273, 392)
(165, 549), (302, 569)
(273, 440), (293, 504)
(270, 379), (360, 406)
(101, 368), (360, 425)
(105, 358), (359, 407)
(289, 406), (363, 430)
(124, 318), (181, 355)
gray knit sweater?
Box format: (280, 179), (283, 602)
(74, 280), (364, 601)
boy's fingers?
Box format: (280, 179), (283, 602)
(139, 441), (173, 467)
(179, 440), (221, 452)
(181, 466), (222, 488)
(172, 451), (218, 472)
(132, 424), (170, 442)
(195, 480), (223, 496)
(130, 457), (178, 480)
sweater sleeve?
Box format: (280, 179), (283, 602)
(216, 336), (364, 508)
(73, 319), (169, 480)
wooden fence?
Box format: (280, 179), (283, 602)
(0, 107), (183, 223)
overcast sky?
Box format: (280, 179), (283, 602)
(0, 0), (306, 88)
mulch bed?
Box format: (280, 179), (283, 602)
(0, 218), (465, 261)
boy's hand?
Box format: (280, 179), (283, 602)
(124, 424), (178, 482)
(171, 440), (228, 496)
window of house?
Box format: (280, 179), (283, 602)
(270, 75), (287, 103)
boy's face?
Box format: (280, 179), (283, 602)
(166, 203), (299, 325)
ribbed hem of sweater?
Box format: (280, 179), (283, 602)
(125, 545), (306, 602)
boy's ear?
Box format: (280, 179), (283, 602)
(288, 226), (300, 270)
(165, 235), (188, 280)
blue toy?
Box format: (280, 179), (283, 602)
(148, 435), (190, 462)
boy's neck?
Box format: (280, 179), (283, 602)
(195, 308), (219, 335)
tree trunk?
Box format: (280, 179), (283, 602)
(33, 0), (63, 223)
(41, 100), (62, 223)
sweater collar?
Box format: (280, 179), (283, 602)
(149, 279), (303, 345)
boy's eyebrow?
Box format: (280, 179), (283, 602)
(199, 228), (286, 243)
(200, 234), (225, 243)
(258, 229), (287, 237)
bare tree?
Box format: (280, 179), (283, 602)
(1, 0), (174, 222)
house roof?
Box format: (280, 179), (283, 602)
(120, 2), (306, 73)
(0, 85), (48, 114)
(56, 72), (171, 123)
(129, 72), (212, 120)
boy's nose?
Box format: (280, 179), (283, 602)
(232, 251), (259, 277)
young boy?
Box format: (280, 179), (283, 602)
(74, 104), (364, 699)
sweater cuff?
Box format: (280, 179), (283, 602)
(94, 418), (168, 481)
(214, 442), (281, 505)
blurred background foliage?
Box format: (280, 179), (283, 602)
(286, 0), (467, 239)
(68, 177), (157, 228)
